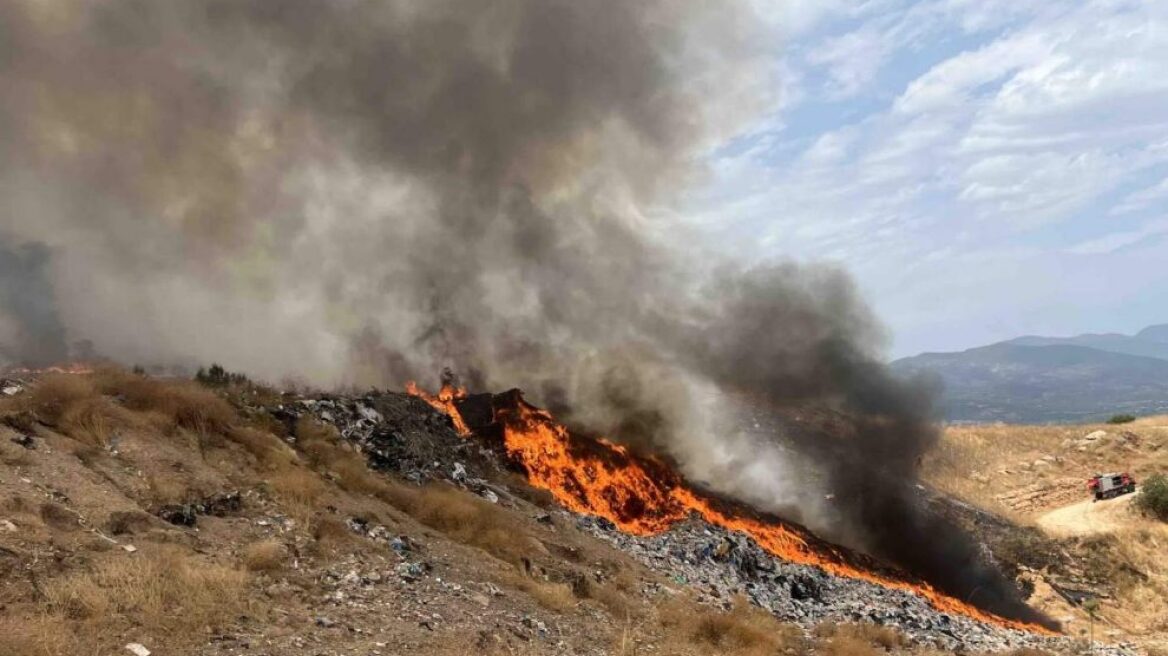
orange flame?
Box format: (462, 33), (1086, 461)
(407, 384), (1052, 634)
(406, 380), (471, 436)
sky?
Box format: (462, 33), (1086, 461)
(689, 0), (1168, 359)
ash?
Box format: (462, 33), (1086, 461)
(272, 390), (1135, 656)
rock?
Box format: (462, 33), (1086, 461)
(1083, 430), (1108, 442)
(9, 434), (35, 449)
(314, 616), (337, 628)
(121, 544), (137, 553)
(396, 561), (427, 582)
(124, 643), (151, 656)
(0, 519), (16, 532)
(157, 504), (197, 527)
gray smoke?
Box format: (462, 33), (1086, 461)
(0, 238), (67, 365)
(0, 0), (1044, 623)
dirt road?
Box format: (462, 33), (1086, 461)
(1036, 493), (1136, 537)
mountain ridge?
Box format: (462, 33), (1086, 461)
(892, 324), (1168, 423)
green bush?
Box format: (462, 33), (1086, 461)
(1107, 414), (1136, 424)
(194, 363), (249, 388)
(1135, 474), (1168, 521)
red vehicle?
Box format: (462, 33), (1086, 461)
(1087, 472), (1136, 501)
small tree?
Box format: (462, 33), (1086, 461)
(1135, 473), (1168, 521)
(1106, 414), (1136, 424)
(194, 363), (249, 388)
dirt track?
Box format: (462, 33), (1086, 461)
(1035, 493), (1136, 537)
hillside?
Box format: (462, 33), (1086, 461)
(0, 370), (1129, 656)
(892, 324), (1168, 423)
(922, 416), (1168, 651)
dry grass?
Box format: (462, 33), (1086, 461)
(295, 416), (385, 495)
(14, 375), (129, 447)
(1097, 525), (1168, 632)
(499, 571), (577, 612)
(819, 636), (882, 656)
(0, 614), (86, 656)
(571, 574), (638, 619)
(655, 597), (807, 656)
(401, 483), (541, 565)
(94, 369), (238, 435)
(242, 539), (288, 572)
(268, 465), (327, 515)
(312, 515), (356, 545)
(815, 623), (907, 651)
(229, 426), (297, 468)
(43, 545), (249, 641)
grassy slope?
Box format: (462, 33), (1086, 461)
(923, 417), (1168, 647)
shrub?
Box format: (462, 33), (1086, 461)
(1107, 414), (1136, 424)
(242, 539), (287, 572)
(1135, 474), (1168, 521)
(24, 374), (97, 426)
(195, 363), (250, 388)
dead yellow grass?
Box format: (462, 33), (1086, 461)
(815, 622), (907, 650)
(14, 375), (129, 448)
(401, 483), (541, 565)
(499, 571), (577, 612)
(655, 597), (807, 656)
(230, 426), (297, 468)
(268, 465), (327, 511)
(94, 369), (238, 435)
(0, 614), (86, 656)
(1101, 524), (1168, 633)
(571, 574), (638, 619)
(43, 545), (249, 643)
(242, 539), (288, 572)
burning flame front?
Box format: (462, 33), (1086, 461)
(407, 382), (1051, 634)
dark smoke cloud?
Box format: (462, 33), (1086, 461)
(0, 238), (67, 365)
(0, 0), (1041, 622)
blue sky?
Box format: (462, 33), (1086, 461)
(690, 0), (1168, 359)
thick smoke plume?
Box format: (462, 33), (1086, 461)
(0, 0), (1043, 623)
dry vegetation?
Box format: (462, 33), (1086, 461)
(638, 596), (809, 656)
(242, 538), (288, 572)
(923, 416), (1168, 644)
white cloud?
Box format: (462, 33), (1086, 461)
(1067, 217), (1168, 254)
(692, 0), (1168, 355)
(1111, 176), (1168, 215)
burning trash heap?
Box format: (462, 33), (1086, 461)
(252, 380), (1119, 654)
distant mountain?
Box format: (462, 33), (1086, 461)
(891, 324), (1168, 423)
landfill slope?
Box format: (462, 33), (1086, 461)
(0, 371), (1139, 655)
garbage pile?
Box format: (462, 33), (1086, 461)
(254, 390), (1134, 655)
